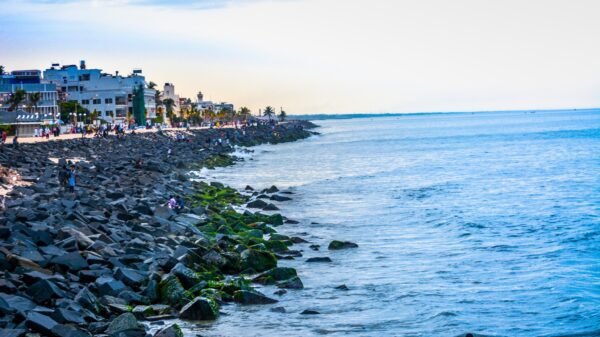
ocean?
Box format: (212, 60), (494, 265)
(189, 109), (600, 337)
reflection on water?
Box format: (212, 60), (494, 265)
(186, 110), (600, 337)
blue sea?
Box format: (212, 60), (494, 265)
(189, 110), (600, 337)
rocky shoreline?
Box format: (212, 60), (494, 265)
(0, 121), (357, 337)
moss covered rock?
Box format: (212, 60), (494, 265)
(178, 297), (219, 321)
(240, 249), (277, 273)
(158, 275), (188, 307)
(328, 240), (359, 250)
(253, 267), (298, 285)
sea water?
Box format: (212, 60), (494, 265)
(187, 110), (600, 337)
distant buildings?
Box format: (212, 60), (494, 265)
(43, 60), (157, 125)
(0, 70), (59, 136)
(195, 91), (234, 113)
(160, 82), (180, 117)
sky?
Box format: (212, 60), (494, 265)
(2, 0), (600, 114)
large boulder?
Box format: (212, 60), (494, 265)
(158, 275), (187, 307)
(105, 312), (146, 337)
(178, 297), (219, 321)
(153, 324), (183, 337)
(25, 312), (59, 336)
(246, 199), (268, 209)
(50, 251), (88, 271)
(240, 249), (277, 273)
(253, 267), (297, 285)
(328, 240), (358, 250)
(233, 290), (278, 305)
(276, 276), (304, 289)
(26, 279), (66, 304)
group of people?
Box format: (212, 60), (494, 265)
(167, 195), (185, 211)
(33, 126), (61, 138)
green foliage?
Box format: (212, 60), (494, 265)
(263, 106), (275, 119)
(8, 89), (26, 111)
(28, 92), (41, 112)
(59, 101), (88, 124)
(278, 110), (287, 122)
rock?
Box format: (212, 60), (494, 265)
(96, 276), (127, 296)
(306, 257), (332, 263)
(328, 240), (358, 250)
(253, 267), (298, 285)
(26, 279), (66, 304)
(0, 329), (26, 337)
(154, 206), (175, 220)
(264, 185), (279, 193)
(300, 309), (320, 315)
(246, 199), (268, 209)
(335, 284), (349, 291)
(25, 312), (59, 336)
(74, 287), (100, 313)
(51, 308), (86, 324)
(105, 313), (145, 337)
(178, 297), (219, 321)
(263, 203), (280, 211)
(114, 268), (146, 287)
(240, 249), (277, 273)
(233, 290), (278, 305)
(153, 324), (183, 337)
(158, 275), (186, 307)
(0, 293), (36, 314)
(50, 251), (88, 271)
(170, 263), (201, 289)
(270, 306), (286, 313)
(291, 236), (308, 243)
(273, 289), (287, 296)
(270, 195), (292, 202)
(276, 276), (304, 289)
(50, 324), (92, 337)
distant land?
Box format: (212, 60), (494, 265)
(290, 108), (598, 121)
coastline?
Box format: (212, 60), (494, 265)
(0, 120), (355, 337)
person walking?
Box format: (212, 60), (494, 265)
(12, 136), (18, 149)
(67, 164), (77, 194)
(58, 165), (68, 192)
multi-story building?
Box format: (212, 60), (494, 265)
(0, 70), (60, 134)
(43, 61), (157, 125)
(195, 91), (234, 114)
(160, 83), (180, 118)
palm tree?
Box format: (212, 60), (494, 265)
(147, 81), (157, 90)
(28, 92), (41, 113)
(239, 107), (251, 121)
(278, 109), (287, 122)
(263, 106), (275, 120)
(8, 89), (27, 111)
(163, 98), (175, 121)
(0, 65), (5, 76)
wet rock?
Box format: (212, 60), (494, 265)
(246, 199), (268, 209)
(263, 203), (280, 211)
(240, 249), (277, 273)
(96, 276), (127, 296)
(153, 324), (183, 337)
(253, 267), (298, 285)
(328, 240), (358, 250)
(291, 236), (308, 243)
(300, 309), (320, 315)
(270, 306), (286, 313)
(273, 289), (287, 296)
(233, 290), (278, 305)
(105, 313), (145, 337)
(309, 244), (320, 251)
(270, 195), (292, 202)
(264, 185), (279, 194)
(306, 257), (332, 263)
(335, 284), (349, 291)
(51, 308), (86, 324)
(276, 276), (304, 289)
(114, 268), (147, 287)
(0, 329), (26, 337)
(178, 297), (219, 321)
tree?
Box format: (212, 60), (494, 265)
(58, 101), (88, 124)
(188, 105), (202, 125)
(263, 106), (275, 120)
(8, 89), (27, 111)
(278, 110), (287, 122)
(0, 65), (5, 76)
(147, 81), (157, 89)
(163, 98), (176, 122)
(28, 92), (41, 113)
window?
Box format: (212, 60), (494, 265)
(105, 110), (113, 117)
(81, 99), (90, 105)
(115, 97), (126, 105)
(67, 86), (79, 92)
(92, 99), (101, 104)
(79, 74), (90, 81)
(105, 98), (113, 104)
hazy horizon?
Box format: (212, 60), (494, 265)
(3, 0), (600, 115)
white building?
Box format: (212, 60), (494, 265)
(43, 61), (157, 125)
(194, 91), (234, 113)
(160, 83), (180, 118)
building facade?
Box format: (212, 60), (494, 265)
(43, 61), (157, 125)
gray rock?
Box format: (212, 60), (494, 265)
(233, 290), (278, 305)
(96, 276), (127, 296)
(306, 257), (332, 263)
(276, 276), (304, 289)
(50, 251), (89, 271)
(246, 199), (268, 209)
(153, 324), (183, 337)
(105, 312), (145, 337)
(0, 329), (26, 337)
(25, 312), (59, 335)
(26, 279), (66, 304)
(51, 307), (86, 324)
(178, 297), (218, 321)
(114, 268), (146, 287)
(50, 324), (92, 337)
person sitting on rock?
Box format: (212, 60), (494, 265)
(168, 195), (177, 209)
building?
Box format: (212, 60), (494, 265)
(195, 91), (234, 114)
(0, 70), (59, 134)
(160, 83), (180, 118)
(43, 61), (157, 125)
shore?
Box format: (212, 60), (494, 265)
(0, 120), (356, 337)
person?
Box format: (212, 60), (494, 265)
(167, 195), (177, 209)
(12, 136), (18, 149)
(0, 130), (4, 144)
(67, 164), (77, 193)
(176, 196), (185, 210)
(58, 165), (68, 191)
